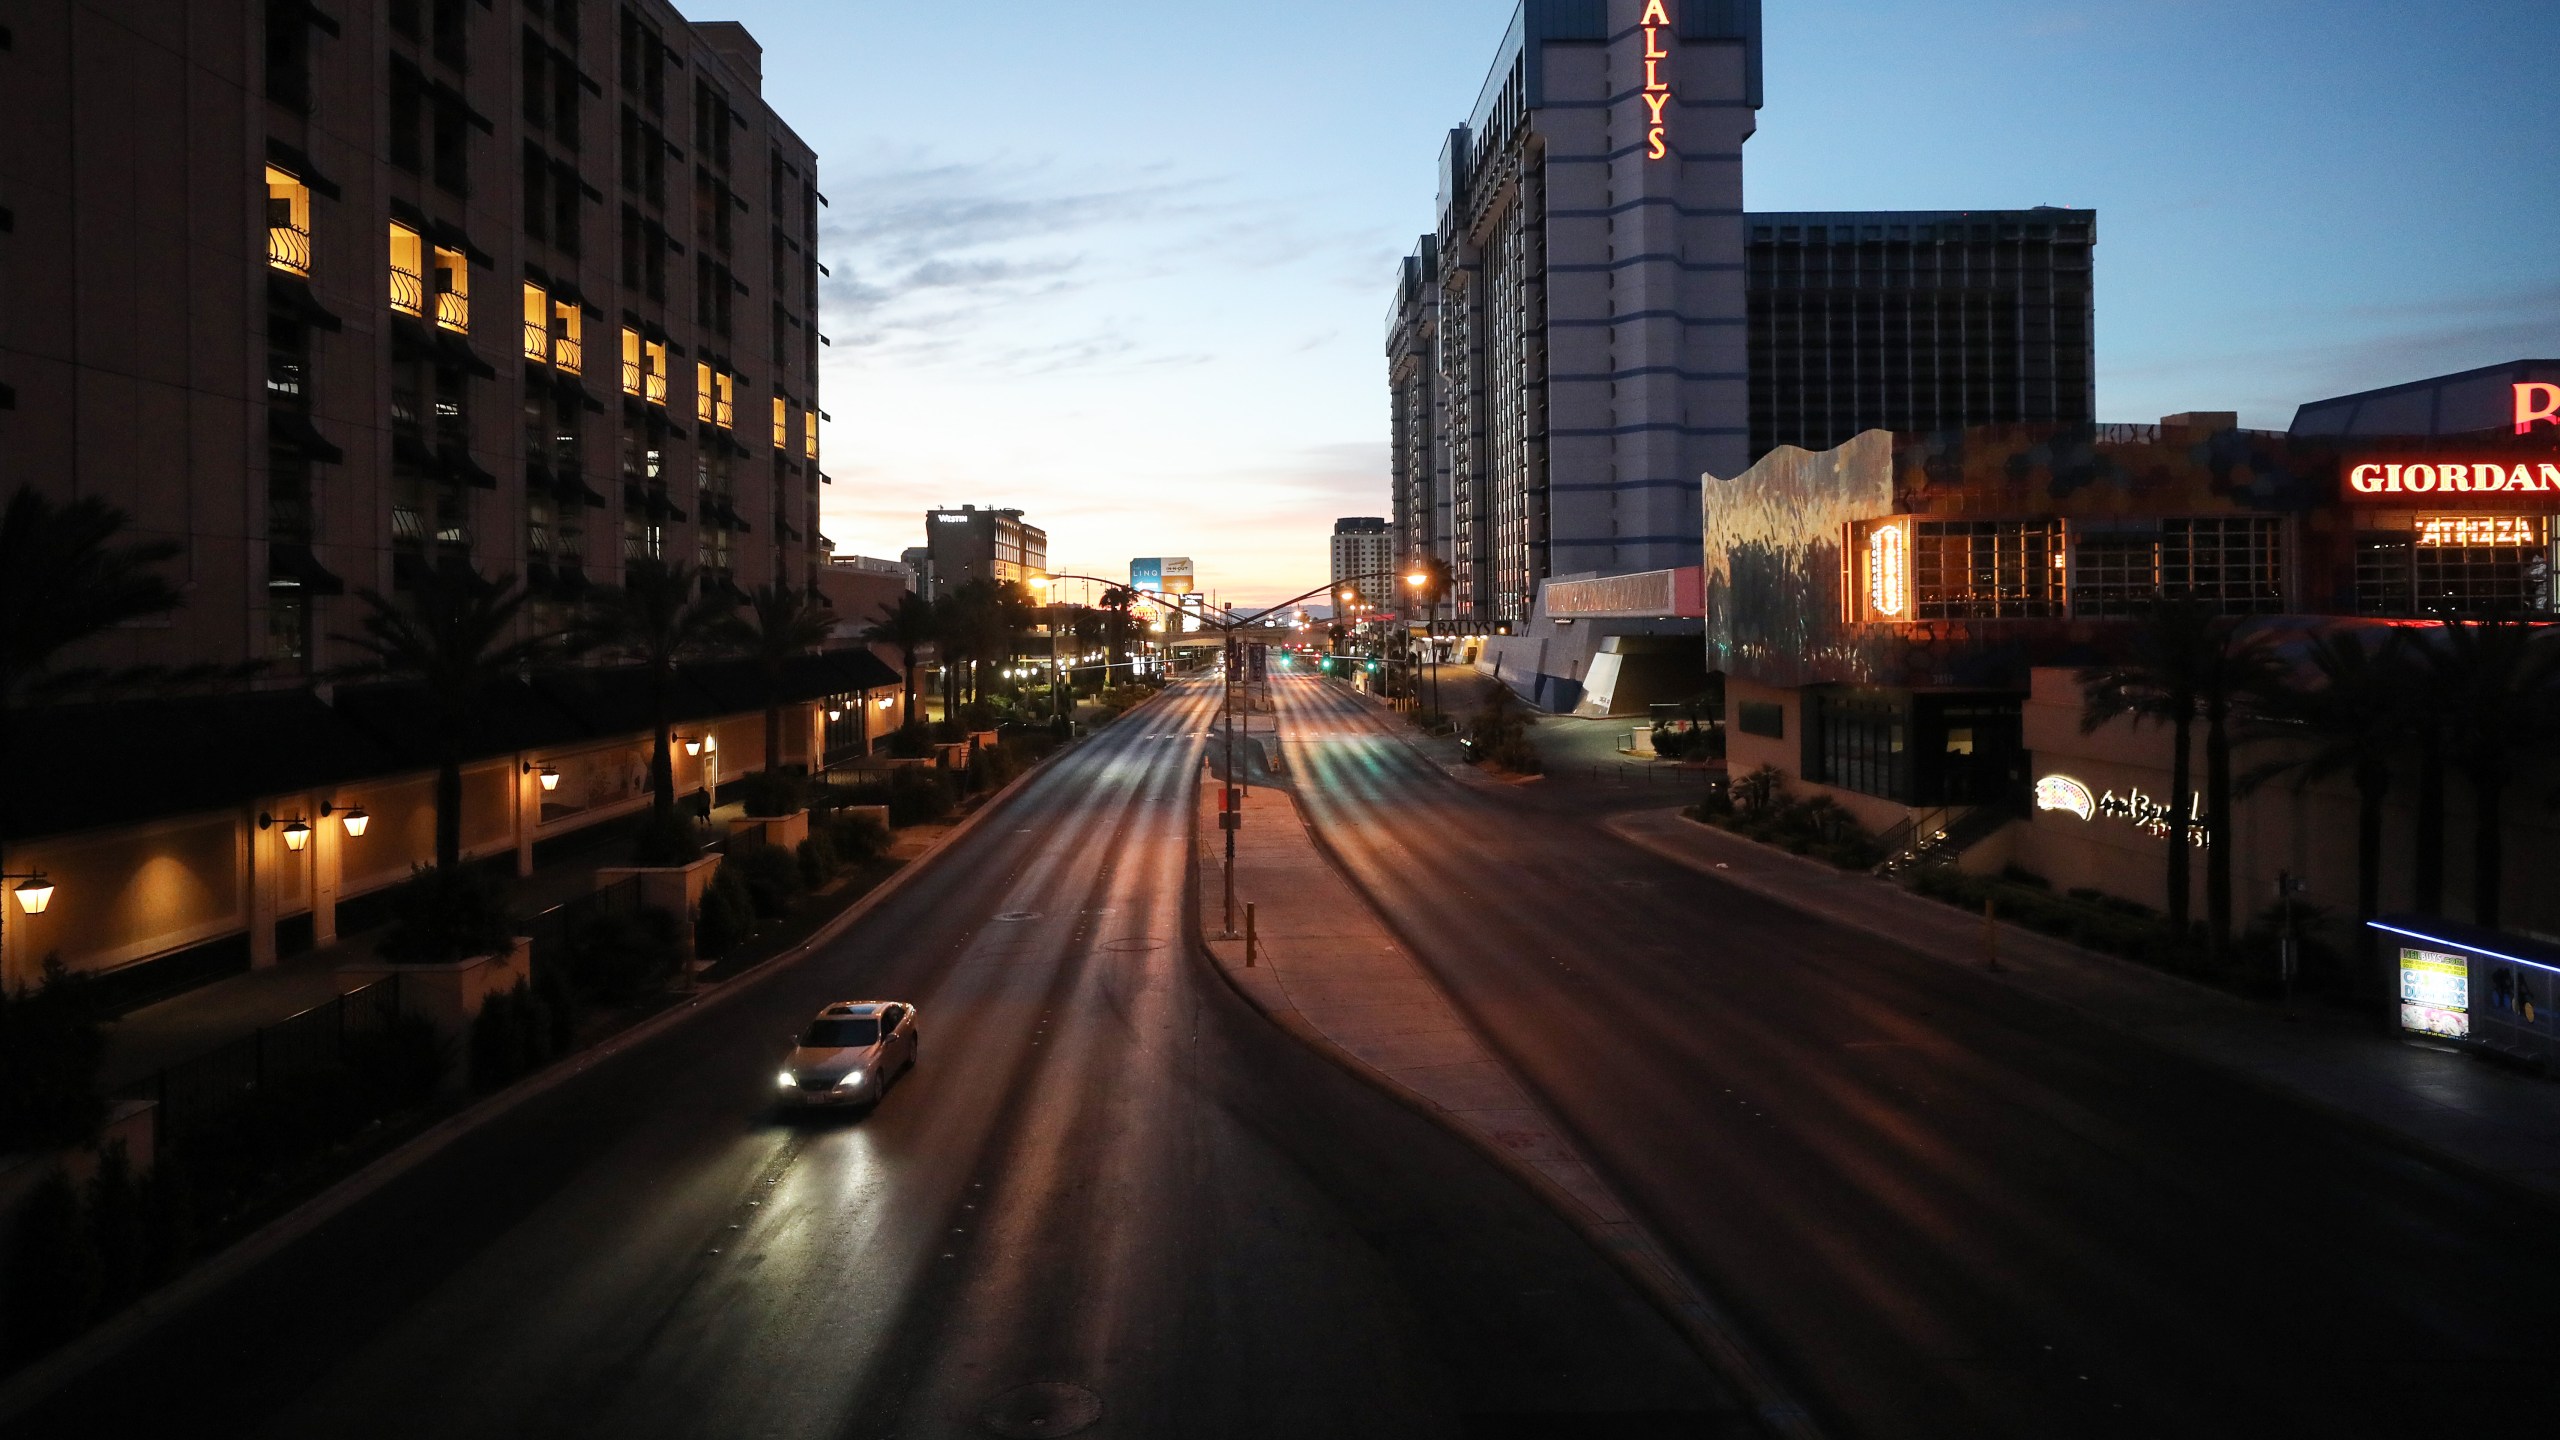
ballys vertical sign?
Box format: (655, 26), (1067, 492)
(1641, 0), (1673, 161)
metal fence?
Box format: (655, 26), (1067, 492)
(117, 974), (408, 1154)
(523, 876), (640, 975)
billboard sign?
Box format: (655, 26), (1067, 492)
(1161, 557), (1196, 595)
(2400, 947), (2470, 1039)
(1130, 558), (1163, 593)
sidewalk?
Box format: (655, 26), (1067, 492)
(101, 835), (658, 1091)
(1192, 760), (1821, 1439)
(1606, 806), (2560, 1202)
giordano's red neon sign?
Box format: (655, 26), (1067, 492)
(1641, 0), (1672, 161)
(2521, 382), (2560, 435)
(2343, 383), (2560, 501)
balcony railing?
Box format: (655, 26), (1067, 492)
(390, 265), (426, 317)
(622, 360), (643, 397)
(391, 506), (426, 543)
(644, 370), (667, 406)
(524, 321), (550, 363)
(555, 335), (583, 374)
(435, 290), (470, 333)
(268, 223), (312, 277)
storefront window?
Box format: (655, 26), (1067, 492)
(2358, 517), (2549, 617)
(1804, 689), (1909, 802)
(1914, 520), (2062, 619)
(2071, 517), (2283, 617)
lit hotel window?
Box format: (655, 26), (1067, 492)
(696, 361), (714, 423)
(715, 371), (733, 429)
(431, 246), (470, 333)
(265, 167), (313, 276)
(622, 327), (643, 396)
(772, 396), (788, 450)
(389, 223), (426, 316)
(552, 300), (582, 373)
(803, 411), (817, 460)
(523, 282), (551, 363)
(621, 327), (667, 404)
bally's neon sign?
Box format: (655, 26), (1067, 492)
(1641, 0), (1672, 161)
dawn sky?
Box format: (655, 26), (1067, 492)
(724, 0), (2560, 606)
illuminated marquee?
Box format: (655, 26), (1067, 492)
(1866, 522), (1907, 618)
(2414, 515), (2543, 548)
(2400, 947), (2470, 1039)
(2519, 382), (2560, 436)
(1640, 0), (1672, 161)
(2347, 461), (2560, 500)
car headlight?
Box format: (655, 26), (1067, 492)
(835, 1069), (866, 1089)
(777, 1071), (799, 1089)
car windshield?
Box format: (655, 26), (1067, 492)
(802, 1018), (879, 1048)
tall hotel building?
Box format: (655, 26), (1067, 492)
(0, 4), (900, 1000)
(2, 0), (829, 681)
(1388, 0), (1764, 637)
(1746, 208), (2097, 461)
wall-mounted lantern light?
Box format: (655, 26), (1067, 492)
(322, 800), (371, 837)
(259, 812), (314, 852)
(681, 735), (703, 757)
(6, 873), (53, 915)
(523, 761), (561, 791)
(826, 705), (843, 721)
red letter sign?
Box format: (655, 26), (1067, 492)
(2518, 382), (2560, 436)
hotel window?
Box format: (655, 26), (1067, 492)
(696, 362), (714, 424)
(772, 397), (789, 451)
(1804, 690), (1909, 803)
(2069, 527), (2159, 618)
(431, 246), (470, 332)
(2161, 518), (2283, 614)
(622, 327), (643, 396)
(265, 168), (313, 276)
(803, 410), (818, 460)
(523, 282), (551, 363)
(389, 223), (427, 316)
(552, 300), (582, 373)
(2360, 516), (2552, 617)
(1912, 520), (2062, 619)
(645, 339), (668, 405)
(713, 372), (734, 430)
(619, 327), (667, 404)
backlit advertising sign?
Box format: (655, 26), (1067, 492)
(2345, 460), (2560, 501)
(1161, 557), (1196, 596)
(2400, 947), (2470, 1039)
(1130, 559), (1163, 593)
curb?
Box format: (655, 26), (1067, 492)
(1604, 808), (2560, 1213)
(0, 729), (1090, 1424)
(1186, 760), (1824, 1440)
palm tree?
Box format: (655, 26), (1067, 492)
(1098, 586), (1137, 687)
(0, 489), (183, 985)
(864, 591), (937, 730)
(2414, 617), (2560, 927)
(578, 560), (737, 858)
(342, 566), (560, 874)
(734, 579), (838, 779)
(2243, 629), (2415, 1003)
(2079, 600), (2284, 956)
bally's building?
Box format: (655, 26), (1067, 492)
(1388, 0), (1764, 677)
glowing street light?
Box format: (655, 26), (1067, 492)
(10, 874), (54, 915)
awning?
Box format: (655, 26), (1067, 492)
(268, 542), (347, 596)
(441, 445), (499, 490)
(268, 409), (346, 464)
(266, 271), (345, 332)
(434, 329), (496, 379)
(265, 139), (341, 198)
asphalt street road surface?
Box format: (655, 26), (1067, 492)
(7, 682), (1734, 1440)
(1276, 675), (2560, 1440)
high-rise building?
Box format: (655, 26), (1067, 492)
(1330, 517), (1394, 609)
(922, 506), (1046, 599)
(1388, 0), (1765, 633)
(0, 0), (829, 681)
(1745, 209), (2096, 461)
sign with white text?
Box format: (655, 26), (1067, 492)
(2400, 947), (2471, 1039)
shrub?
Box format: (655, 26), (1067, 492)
(729, 843), (804, 919)
(468, 981), (567, 1093)
(885, 723), (934, 759)
(563, 904), (685, 1006)
(344, 1012), (446, 1114)
(629, 807), (701, 867)
(737, 768), (807, 819)
(797, 832), (839, 888)
(3, 1169), (98, 1355)
(0, 958), (108, 1152)
(829, 812), (891, 863)
(887, 766), (957, 826)
(694, 861), (755, 958)
(1732, 764), (1785, 816)
(377, 866), (516, 965)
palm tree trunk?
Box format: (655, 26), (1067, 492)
(2471, 755), (2504, 928)
(2205, 701), (2234, 959)
(434, 751), (464, 875)
(649, 666), (676, 824)
(2166, 714), (2194, 934)
(901, 645), (918, 729)
(2355, 766), (2387, 1013)
(2415, 722), (2445, 914)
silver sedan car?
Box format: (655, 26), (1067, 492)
(776, 1001), (919, 1110)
